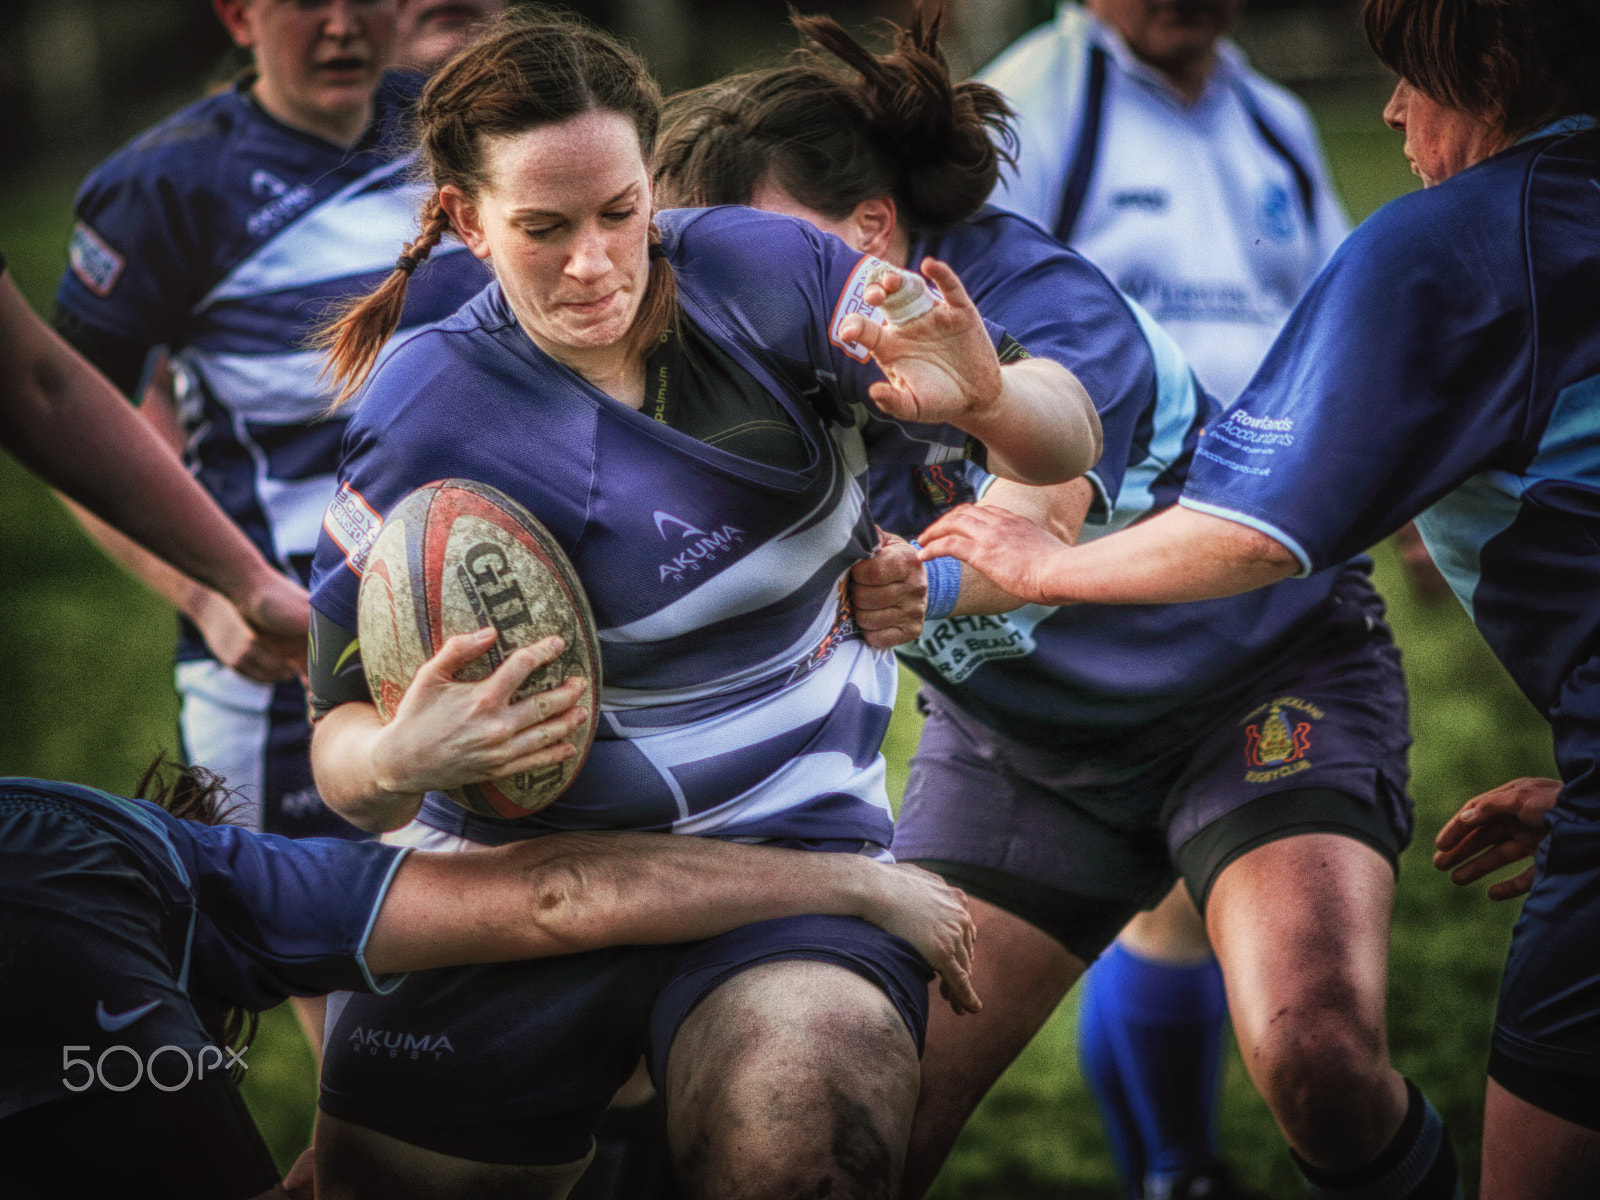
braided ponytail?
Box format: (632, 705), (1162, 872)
(319, 194), (454, 406)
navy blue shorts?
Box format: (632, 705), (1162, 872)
(0, 795), (278, 1197)
(1488, 688), (1600, 1130)
(891, 608), (1413, 963)
(320, 911), (932, 1165)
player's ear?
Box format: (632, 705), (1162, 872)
(853, 196), (898, 260)
(438, 186), (489, 260)
(213, 0), (256, 50)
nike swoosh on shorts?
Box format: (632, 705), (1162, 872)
(95, 999), (161, 1032)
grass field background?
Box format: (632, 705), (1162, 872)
(0, 74), (1558, 1197)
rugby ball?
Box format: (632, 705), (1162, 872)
(357, 479), (601, 818)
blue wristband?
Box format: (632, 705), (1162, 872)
(923, 553), (962, 622)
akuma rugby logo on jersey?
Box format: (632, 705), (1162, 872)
(345, 1026), (456, 1061)
(654, 510), (745, 583)
(1242, 696), (1323, 783)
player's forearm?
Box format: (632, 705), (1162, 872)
(962, 358), (1101, 486)
(368, 834), (898, 970)
(0, 279), (279, 608)
(945, 477), (1095, 616)
(310, 703), (428, 833)
(58, 493), (223, 619)
(1043, 507), (1299, 605)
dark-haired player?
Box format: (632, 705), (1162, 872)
(655, 11), (1457, 1200)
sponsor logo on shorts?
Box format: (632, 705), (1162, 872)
(345, 1026), (457, 1061)
(325, 482), (382, 575)
(69, 222), (125, 296)
(1242, 696), (1323, 783)
(653, 510), (745, 583)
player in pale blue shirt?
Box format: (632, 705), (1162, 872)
(921, 1), (1600, 1196)
(980, 5), (1352, 1191)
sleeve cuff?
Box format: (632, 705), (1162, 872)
(1177, 496), (1315, 577)
(353, 845), (413, 995)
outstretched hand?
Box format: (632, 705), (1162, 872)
(849, 529), (927, 649)
(916, 503), (1070, 607)
(1433, 776), (1561, 900)
(867, 862), (981, 1016)
(836, 259), (1001, 427)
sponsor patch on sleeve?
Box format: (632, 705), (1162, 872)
(324, 482), (382, 576)
(68, 222), (125, 297)
(828, 255), (890, 362)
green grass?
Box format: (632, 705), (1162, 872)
(0, 77), (1557, 1192)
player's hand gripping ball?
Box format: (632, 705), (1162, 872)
(357, 479), (602, 817)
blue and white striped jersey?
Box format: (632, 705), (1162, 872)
(54, 73), (490, 624)
(309, 207), (991, 853)
(1183, 124), (1600, 736)
(873, 209), (1374, 743)
(0, 778), (406, 1012)
(980, 3), (1349, 403)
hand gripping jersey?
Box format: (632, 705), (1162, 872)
(980, 3), (1349, 402)
(310, 207), (991, 852)
(54, 72), (489, 613)
(1180, 123), (1600, 1076)
(871, 209), (1374, 743)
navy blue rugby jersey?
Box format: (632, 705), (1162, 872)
(1182, 123), (1600, 739)
(53, 72), (489, 630)
(0, 778), (406, 1013)
(310, 207), (992, 850)
(872, 209), (1367, 742)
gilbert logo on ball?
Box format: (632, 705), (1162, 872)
(357, 480), (602, 818)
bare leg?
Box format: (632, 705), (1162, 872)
(314, 1112), (591, 1200)
(291, 993), (327, 1068)
(901, 897), (1087, 1200)
(1118, 884), (1212, 963)
(665, 960), (921, 1200)
(1206, 834), (1408, 1169)
(1481, 1078), (1600, 1200)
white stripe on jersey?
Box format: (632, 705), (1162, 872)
(602, 447), (863, 644)
(258, 472), (345, 562)
(197, 157), (466, 308)
(180, 347), (329, 424)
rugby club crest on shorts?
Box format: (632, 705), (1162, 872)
(1242, 696), (1322, 783)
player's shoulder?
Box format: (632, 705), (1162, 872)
(937, 207), (1119, 292)
(80, 89), (247, 197)
(659, 206), (828, 270)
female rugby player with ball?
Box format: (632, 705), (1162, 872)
(303, 11), (1097, 1198)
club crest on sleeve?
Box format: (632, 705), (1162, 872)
(68, 222), (125, 297)
(828, 255), (890, 362)
(1242, 695), (1321, 783)
(325, 482), (383, 576)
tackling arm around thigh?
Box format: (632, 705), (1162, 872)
(364, 836), (980, 1012)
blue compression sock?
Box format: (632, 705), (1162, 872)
(1077, 942), (1228, 1198)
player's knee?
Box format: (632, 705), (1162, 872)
(674, 1087), (901, 1200)
(1251, 1003), (1388, 1134)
